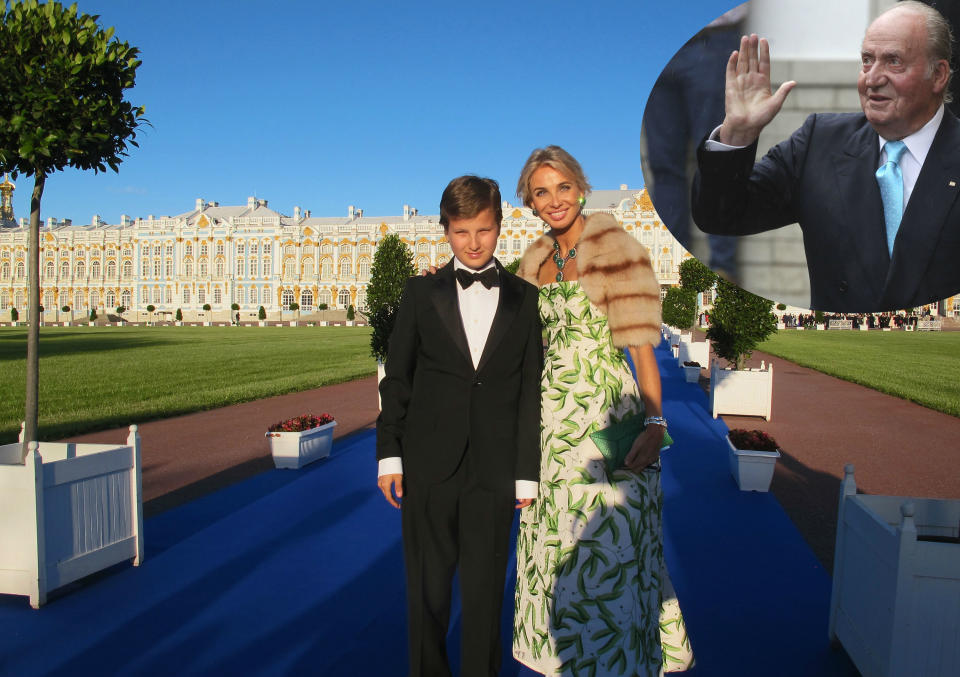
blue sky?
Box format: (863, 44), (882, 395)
(10, 0), (738, 224)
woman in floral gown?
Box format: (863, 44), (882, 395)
(512, 146), (693, 676)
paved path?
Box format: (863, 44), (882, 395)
(64, 341), (960, 570)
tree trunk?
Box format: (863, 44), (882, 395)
(22, 172), (45, 461)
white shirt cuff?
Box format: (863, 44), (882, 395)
(703, 124), (747, 151)
(378, 457), (403, 477)
(516, 479), (539, 500)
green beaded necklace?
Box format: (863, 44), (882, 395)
(552, 239), (577, 282)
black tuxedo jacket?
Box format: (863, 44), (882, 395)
(693, 110), (960, 311)
(375, 259), (542, 495)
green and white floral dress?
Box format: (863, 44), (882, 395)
(513, 282), (692, 676)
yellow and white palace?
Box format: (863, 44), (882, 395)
(0, 179), (694, 321)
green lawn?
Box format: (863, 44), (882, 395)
(758, 330), (960, 418)
(0, 326), (375, 443)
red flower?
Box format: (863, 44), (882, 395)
(268, 413), (335, 433)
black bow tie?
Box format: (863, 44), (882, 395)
(456, 267), (500, 290)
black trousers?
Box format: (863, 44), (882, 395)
(401, 448), (516, 677)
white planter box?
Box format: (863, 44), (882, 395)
(829, 465), (960, 677)
(726, 434), (780, 492)
(709, 362), (773, 421)
(258, 320), (266, 326)
(0, 426), (143, 608)
(289, 321), (298, 327)
(859, 324), (869, 331)
(678, 341), (709, 369)
(267, 421), (337, 469)
(682, 364), (701, 383)
(816, 323), (826, 330)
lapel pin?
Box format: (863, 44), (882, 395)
(950, 181), (957, 188)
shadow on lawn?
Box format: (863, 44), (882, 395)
(0, 330), (170, 362)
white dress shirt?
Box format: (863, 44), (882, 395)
(378, 258), (538, 500)
(703, 104), (944, 209)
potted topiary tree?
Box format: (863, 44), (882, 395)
(230, 302), (240, 326)
(258, 305), (267, 326)
(10, 307), (18, 325)
(366, 233), (415, 407)
(88, 308), (97, 326)
(115, 305), (125, 326)
(175, 307), (183, 325)
(60, 304), (70, 325)
(317, 302), (328, 326)
(346, 304), (355, 326)
(145, 304), (155, 326)
(202, 303), (211, 326)
(706, 278), (778, 420)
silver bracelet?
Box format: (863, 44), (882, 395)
(644, 416), (668, 430)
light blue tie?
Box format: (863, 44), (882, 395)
(876, 140), (907, 256)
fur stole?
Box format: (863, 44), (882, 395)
(517, 213), (661, 348)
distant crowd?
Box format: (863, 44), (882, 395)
(778, 311), (934, 329)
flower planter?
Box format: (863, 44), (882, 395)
(678, 340), (709, 369)
(683, 364), (701, 383)
(267, 421), (337, 469)
(726, 434), (780, 491)
(289, 321), (298, 327)
(816, 323), (826, 330)
(709, 362), (773, 421)
(829, 465), (960, 677)
(0, 426), (144, 608)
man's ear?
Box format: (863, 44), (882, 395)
(931, 59), (950, 96)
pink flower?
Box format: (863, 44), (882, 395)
(268, 413), (335, 433)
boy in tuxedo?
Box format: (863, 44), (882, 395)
(377, 175), (542, 677)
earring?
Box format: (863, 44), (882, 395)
(577, 196), (586, 206)
(531, 209), (538, 216)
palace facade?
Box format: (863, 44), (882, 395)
(0, 183), (694, 320)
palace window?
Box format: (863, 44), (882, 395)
(153, 245), (161, 257)
(284, 258), (296, 278)
(339, 244), (352, 256)
(356, 289), (367, 311)
(237, 243), (245, 255)
(106, 261), (116, 278)
(185, 243), (194, 257)
(198, 287), (206, 304)
(249, 259), (258, 277)
(236, 287), (246, 305)
(339, 258), (351, 277)
(90, 291), (100, 310)
(199, 260), (208, 277)
(15, 291), (24, 308)
(45, 261), (55, 278)
(0, 262), (8, 280)
(281, 289), (295, 307)
(337, 289), (351, 307)
(300, 289), (313, 311)
(215, 260), (224, 278)
(249, 286), (257, 305)
(106, 291), (116, 309)
(437, 256), (449, 267)
(512, 239), (522, 253)
(91, 260), (100, 278)
(184, 261), (194, 277)
(250, 243), (258, 255)
(263, 243), (272, 255)
(321, 259), (333, 279)
(15, 261), (24, 280)
(359, 243), (371, 255)
(153, 288), (162, 304)
(200, 242), (208, 257)
(321, 243), (332, 255)
(318, 289), (332, 306)
(182, 287), (190, 304)
(74, 291), (84, 309)
(216, 243), (224, 257)
(416, 256), (429, 273)
(262, 256), (270, 275)
(302, 259), (314, 278)
(498, 239), (507, 254)
(122, 247), (132, 259)
(165, 243), (174, 257)
(141, 260), (149, 277)
(357, 258), (370, 278)
(60, 261), (70, 278)
(165, 259), (173, 277)
(658, 258), (673, 276)
(153, 260), (161, 277)
(121, 290), (131, 308)
(0, 291), (9, 309)
(417, 242), (429, 253)
(165, 287), (172, 305)
(237, 259), (246, 277)
(284, 245), (295, 257)
(213, 287), (222, 305)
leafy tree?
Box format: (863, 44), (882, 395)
(1, 0), (144, 456)
(202, 303), (211, 311)
(89, 308), (96, 322)
(145, 304), (155, 313)
(288, 302), (299, 311)
(814, 309), (825, 324)
(10, 307), (18, 322)
(317, 303), (328, 311)
(61, 305), (69, 313)
(346, 304), (355, 321)
(706, 278), (777, 370)
(230, 303), (240, 311)
(258, 305), (266, 321)
(503, 258), (521, 275)
(678, 257), (717, 293)
(175, 308), (182, 321)
(366, 233), (415, 362)
(116, 305), (125, 315)
(776, 302), (787, 311)
(661, 287), (696, 329)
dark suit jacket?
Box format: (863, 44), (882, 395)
(375, 259), (542, 495)
(692, 110), (960, 311)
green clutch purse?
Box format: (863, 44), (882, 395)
(589, 415), (673, 474)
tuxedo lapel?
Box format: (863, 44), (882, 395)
(880, 111), (960, 307)
(832, 121), (890, 295)
(430, 261), (472, 368)
(476, 261), (523, 374)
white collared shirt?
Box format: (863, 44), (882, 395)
(378, 258), (537, 499)
(876, 104), (943, 208)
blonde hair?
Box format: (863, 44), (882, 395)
(516, 145), (592, 208)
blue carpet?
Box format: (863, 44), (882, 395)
(0, 341), (857, 676)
